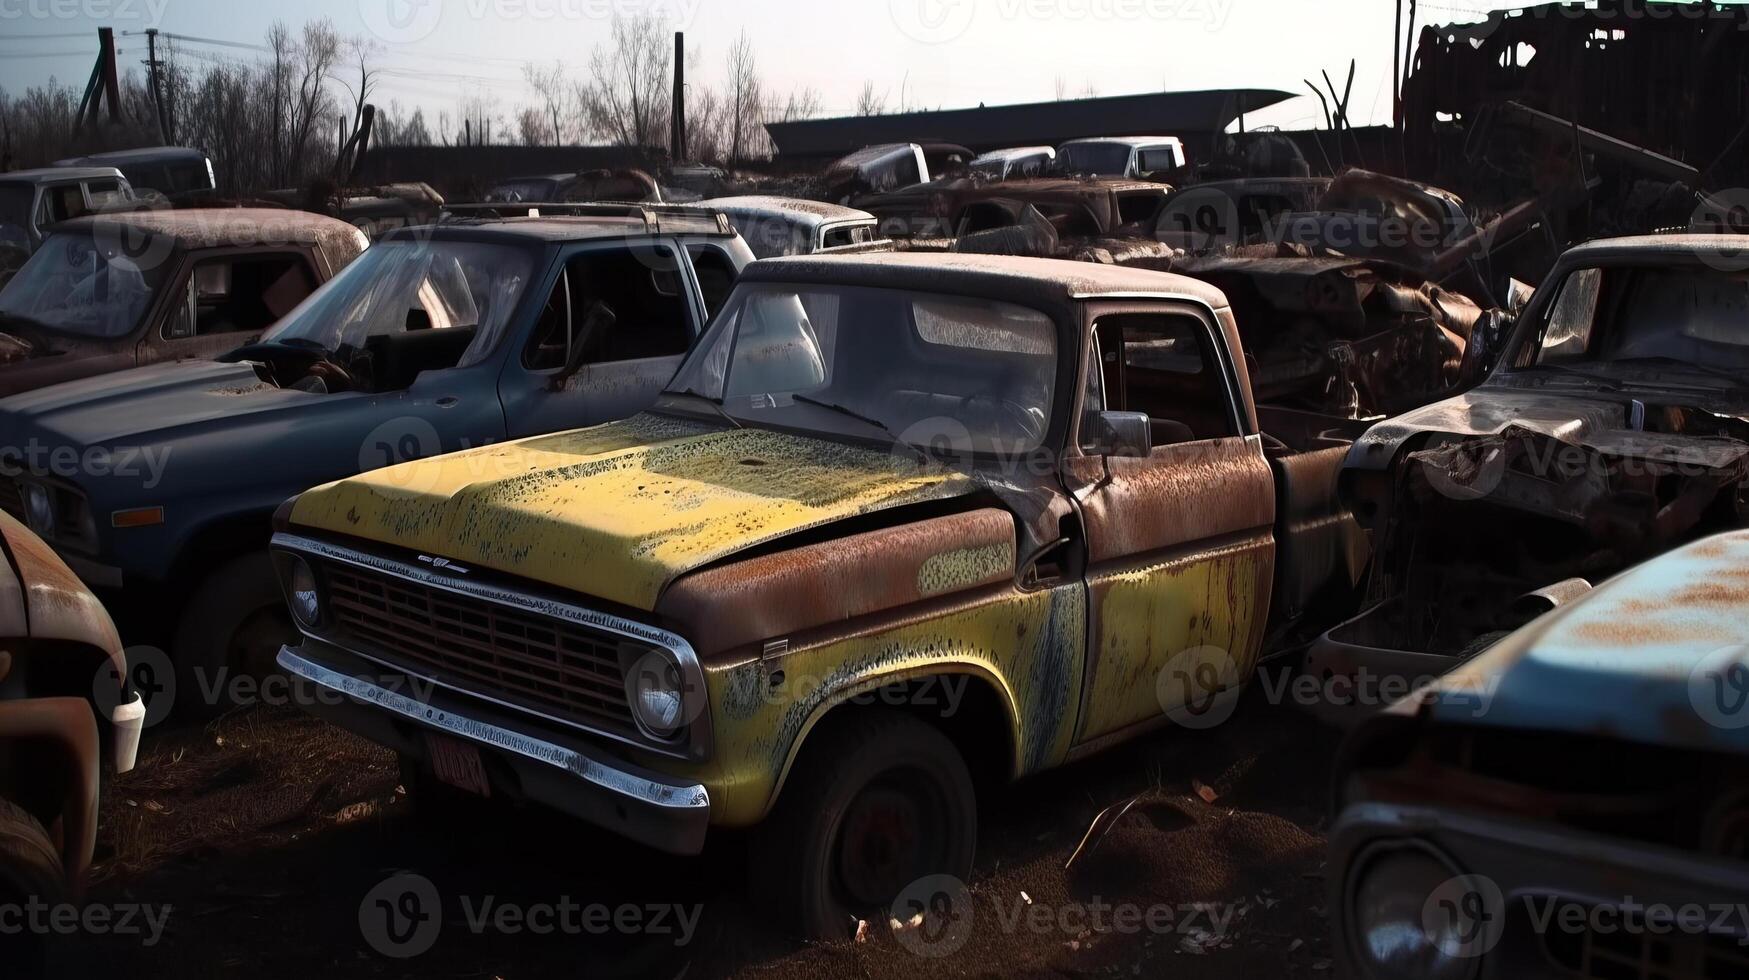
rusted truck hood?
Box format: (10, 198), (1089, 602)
(1345, 381), (1749, 471)
(1406, 531), (1749, 756)
(288, 414), (981, 612)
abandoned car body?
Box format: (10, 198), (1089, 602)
(969, 146), (1056, 180)
(0, 167), (134, 287)
(0, 513), (142, 974)
(1055, 136), (1186, 179)
(0, 206), (752, 700)
(1329, 530), (1749, 980)
(696, 196), (888, 258)
(1310, 235), (1749, 711)
(0, 209), (367, 397)
(270, 252), (1365, 939)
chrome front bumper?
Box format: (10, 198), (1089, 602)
(277, 641), (712, 855)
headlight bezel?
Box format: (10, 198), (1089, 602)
(620, 644), (692, 744)
(1344, 839), (1486, 980)
(284, 554), (323, 628)
(20, 481), (56, 539)
(16, 477), (97, 551)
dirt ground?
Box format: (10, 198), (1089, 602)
(63, 687), (1344, 979)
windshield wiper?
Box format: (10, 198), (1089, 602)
(668, 387), (742, 429)
(789, 393), (928, 463)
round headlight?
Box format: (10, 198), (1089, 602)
(1349, 845), (1491, 980)
(623, 648), (687, 741)
(21, 483), (56, 539)
(287, 556), (321, 627)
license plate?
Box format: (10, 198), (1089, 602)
(426, 733), (491, 798)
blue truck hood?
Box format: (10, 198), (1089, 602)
(1417, 530), (1749, 757)
(0, 359), (311, 447)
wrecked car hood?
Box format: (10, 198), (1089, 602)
(0, 359), (304, 448)
(1346, 382), (1749, 471)
(288, 414), (982, 612)
(1412, 530), (1749, 756)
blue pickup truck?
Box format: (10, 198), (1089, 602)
(0, 204), (752, 701)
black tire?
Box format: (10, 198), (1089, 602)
(0, 797), (67, 979)
(751, 711), (977, 941)
(172, 552), (294, 715)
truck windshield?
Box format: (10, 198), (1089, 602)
(1528, 264), (1749, 376)
(261, 239), (532, 365)
(664, 283), (1058, 454)
(0, 231), (168, 339)
(1056, 143), (1132, 176)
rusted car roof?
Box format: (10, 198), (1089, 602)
(743, 252), (1231, 312)
(57, 208), (365, 263)
(1559, 233), (1749, 262)
(1408, 530), (1749, 755)
(696, 196), (872, 229)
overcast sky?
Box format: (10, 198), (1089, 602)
(0, 0), (1676, 136)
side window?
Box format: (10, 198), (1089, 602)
(165, 253), (319, 340)
(1138, 147), (1181, 173)
(45, 185), (84, 222)
(85, 179), (126, 209)
(686, 245), (737, 320)
(1538, 268), (1603, 363)
(524, 246), (692, 371)
(1082, 313), (1236, 451)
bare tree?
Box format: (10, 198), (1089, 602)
(577, 15), (671, 149)
(1053, 75), (1068, 101)
(856, 81), (887, 116)
(282, 20), (340, 183)
(774, 86), (823, 123)
(522, 60), (571, 145)
(725, 29), (760, 164)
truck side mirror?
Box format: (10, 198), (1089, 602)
(1087, 411), (1153, 459)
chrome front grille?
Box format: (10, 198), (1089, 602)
(319, 559), (642, 738)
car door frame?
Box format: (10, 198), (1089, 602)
(140, 243), (327, 366)
(495, 235), (708, 439)
(1062, 297), (1279, 755)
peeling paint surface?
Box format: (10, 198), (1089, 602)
(680, 581), (1085, 826)
(1079, 536), (1273, 742)
(1429, 529), (1749, 754)
(916, 541), (1015, 598)
(289, 413), (977, 611)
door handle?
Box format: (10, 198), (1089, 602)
(435, 396), (459, 408)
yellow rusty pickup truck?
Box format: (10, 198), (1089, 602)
(271, 253), (1364, 938)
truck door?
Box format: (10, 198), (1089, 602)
(1065, 303), (1277, 747)
(497, 240), (703, 439)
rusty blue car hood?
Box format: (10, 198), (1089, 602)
(1416, 531), (1749, 756)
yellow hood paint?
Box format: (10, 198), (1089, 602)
(290, 414), (978, 611)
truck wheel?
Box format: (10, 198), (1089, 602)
(751, 711), (977, 940)
(173, 552), (294, 715)
(0, 797), (66, 978)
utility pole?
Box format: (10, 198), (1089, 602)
(671, 31), (687, 162)
(144, 28), (170, 144)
